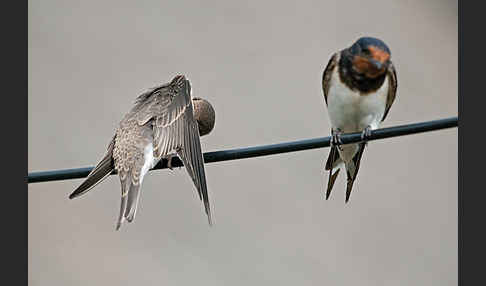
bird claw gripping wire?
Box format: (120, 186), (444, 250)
(360, 125), (372, 145)
(331, 128), (344, 151)
(166, 154), (178, 171)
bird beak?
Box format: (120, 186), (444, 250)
(369, 58), (383, 70)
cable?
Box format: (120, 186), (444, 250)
(28, 117), (457, 184)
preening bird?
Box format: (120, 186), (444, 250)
(322, 37), (398, 202)
(69, 75), (216, 230)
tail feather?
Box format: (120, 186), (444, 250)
(325, 145), (341, 171)
(116, 175), (143, 230)
(125, 181), (142, 222)
(325, 145), (342, 199)
(69, 136), (115, 199)
(345, 143), (367, 203)
(345, 173), (356, 203)
(116, 177), (130, 230)
(326, 168), (340, 200)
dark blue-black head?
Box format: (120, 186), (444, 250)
(346, 37), (392, 79)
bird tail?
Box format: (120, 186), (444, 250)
(116, 174), (142, 230)
(324, 145), (343, 199)
(69, 136), (116, 199)
(344, 142), (367, 203)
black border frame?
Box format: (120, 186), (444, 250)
(5, 0), (28, 284)
(459, 2), (483, 285)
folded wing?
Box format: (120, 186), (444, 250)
(134, 78), (212, 224)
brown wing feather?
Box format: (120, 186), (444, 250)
(132, 78), (212, 224)
(381, 62), (397, 122)
(322, 52), (339, 105)
(176, 115), (212, 224)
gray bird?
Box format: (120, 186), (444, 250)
(69, 75), (216, 230)
(322, 37), (398, 202)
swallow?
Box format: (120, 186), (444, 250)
(322, 37), (398, 202)
(69, 75), (216, 230)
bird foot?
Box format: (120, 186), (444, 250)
(331, 128), (344, 151)
(167, 153), (182, 171)
(167, 154), (176, 170)
(360, 126), (372, 144)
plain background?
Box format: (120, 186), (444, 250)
(28, 0), (457, 285)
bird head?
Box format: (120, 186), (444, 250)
(346, 37), (391, 79)
(192, 97), (215, 137)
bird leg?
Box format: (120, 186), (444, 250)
(331, 128), (344, 151)
(166, 153), (177, 170)
(360, 125), (372, 144)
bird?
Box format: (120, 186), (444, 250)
(321, 36), (398, 202)
(68, 75), (216, 230)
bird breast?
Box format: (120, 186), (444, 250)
(327, 68), (388, 133)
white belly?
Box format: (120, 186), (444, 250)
(326, 69), (388, 163)
(140, 143), (158, 184)
(327, 70), (388, 133)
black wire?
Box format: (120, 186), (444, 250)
(28, 117), (457, 184)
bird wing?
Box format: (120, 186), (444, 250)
(322, 52), (339, 105)
(133, 76), (212, 224)
(381, 62), (398, 122)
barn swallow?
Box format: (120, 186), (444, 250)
(322, 37), (398, 202)
(69, 75), (216, 230)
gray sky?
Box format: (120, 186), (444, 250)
(29, 1), (457, 285)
